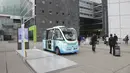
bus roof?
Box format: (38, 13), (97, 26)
(46, 26), (65, 30)
(53, 26), (65, 28)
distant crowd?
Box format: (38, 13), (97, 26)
(78, 34), (129, 56)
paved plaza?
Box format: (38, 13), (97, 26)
(0, 41), (33, 73)
(0, 41), (130, 73)
(60, 43), (130, 73)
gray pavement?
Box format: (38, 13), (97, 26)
(59, 43), (130, 73)
(1, 41), (130, 73)
(28, 41), (130, 73)
(0, 41), (33, 73)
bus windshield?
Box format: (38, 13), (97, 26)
(60, 27), (77, 41)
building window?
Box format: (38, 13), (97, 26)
(80, 12), (93, 17)
(62, 21), (64, 24)
(56, 21), (59, 24)
(62, 13), (65, 15)
(68, 21), (70, 24)
(56, 4), (58, 6)
(42, 1), (45, 4)
(50, 21), (52, 24)
(42, 10), (44, 13)
(49, 10), (52, 14)
(56, 12), (59, 14)
(80, 6), (92, 11)
(49, 2), (52, 4)
(13, 19), (21, 23)
(42, 20), (45, 23)
(68, 13), (70, 16)
(88, 2), (92, 5)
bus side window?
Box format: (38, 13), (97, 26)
(47, 30), (53, 40)
(54, 29), (64, 40)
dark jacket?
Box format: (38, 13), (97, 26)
(109, 36), (116, 46)
(125, 36), (129, 41)
(78, 36), (80, 41)
(114, 35), (118, 42)
(91, 35), (97, 45)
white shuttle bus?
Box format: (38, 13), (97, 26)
(42, 26), (79, 54)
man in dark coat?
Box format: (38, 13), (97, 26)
(78, 36), (81, 46)
(114, 34), (118, 44)
(91, 34), (97, 52)
(125, 35), (129, 44)
(109, 34), (116, 54)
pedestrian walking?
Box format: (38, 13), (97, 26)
(105, 36), (109, 46)
(78, 36), (81, 46)
(114, 34), (118, 44)
(124, 35), (129, 45)
(0, 30), (4, 41)
(109, 34), (116, 55)
(102, 35), (105, 41)
(91, 34), (97, 52)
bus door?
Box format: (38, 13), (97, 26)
(51, 29), (55, 51)
(46, 29), (54, 50)
(53, 29), (64, 47)
(43, 31), (46, 49)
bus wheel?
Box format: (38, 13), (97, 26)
(75, 52), (78, 54)
(55, 48), (60, 55)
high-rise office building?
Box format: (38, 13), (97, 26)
(79, 0), (94, 18)
(79, 0), (104, 36)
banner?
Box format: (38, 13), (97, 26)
(18, 28), (28, 42)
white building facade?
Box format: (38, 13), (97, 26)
(108, 0), (130, 38)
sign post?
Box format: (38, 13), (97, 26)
(18, 24), (29, 57)
(21, 24), (26, 57)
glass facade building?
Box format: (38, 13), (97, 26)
(79, 0), (105, 36)
(0, 0), (21, 16)
(20, 0), (34, 18)
(0, 0), (34, 40)
(79, 0), (94, 18)
(0, 0), (20, 28)
(0, 0), (34, 26)
(0, 0), (34, 19)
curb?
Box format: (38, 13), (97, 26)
(16, 51), (37, 73)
